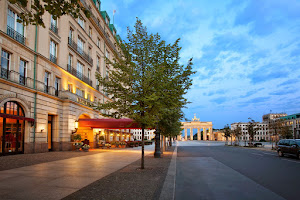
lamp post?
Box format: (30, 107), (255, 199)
(154, 125), (161, 158)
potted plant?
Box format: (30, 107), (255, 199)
(73, 134), (82, 151)
(82, 144), (90, 152)
(105, 143), (111, 149)
(127, 141), (134, 148)
(119, 141), (126, 148)
(111, 141), (117, 148)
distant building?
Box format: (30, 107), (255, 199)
(262, 113), (287, 122)
(280, 113), (300, 139)
(132, 129), (155, 141)
(231, 122), (269, 141)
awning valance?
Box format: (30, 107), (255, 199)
(78, 118), (141, 129)
(0, 113), (35, 123)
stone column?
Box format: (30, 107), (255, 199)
(209, 127), (213, 140)
(197, 128), (200, 140)
(190, 128), (193, 140)
(178, 134), (182, 140)
(184, 128), (187, 141)
(203, 128), (207, 141)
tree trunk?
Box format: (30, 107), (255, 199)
(154, 126), (161, 158)
(141, 124), (145, 169)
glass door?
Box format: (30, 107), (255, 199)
(0, 117), (3, 154)
(4, 118), (17, 153)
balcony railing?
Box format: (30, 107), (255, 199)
(50, 23), (58, 34)
(50, 54), (57, 64)
(68, 37), (93, 65)
(44, 85), (49, 93)
(67, 64), (93, 86)
(7, 26), (25, 44)
(0, 67), (9, 79)
(19, 75), (25, 85)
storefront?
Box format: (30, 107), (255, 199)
(0, 101), (33, 155)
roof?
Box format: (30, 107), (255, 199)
(78, 118), (140, 129)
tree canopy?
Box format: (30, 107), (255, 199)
(8, 0), (90, 27)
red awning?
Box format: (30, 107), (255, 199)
(78, 118), (141, 129)
(0, 113), (35, 122)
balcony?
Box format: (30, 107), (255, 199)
(50, 54), (57, 64)
(0, 68), (63, 97)
(61, 90), (95, 107)
(68, 37), (93, 65)
(7, 26), (25, 44)
(67, 64), (93, 86)
(50, 23), (58, 34)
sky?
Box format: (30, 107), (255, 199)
(101, 0), (300, 129)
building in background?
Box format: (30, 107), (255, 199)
(231, 122), (269, 142)
(280, 113), (300, 139)
(132, 129), (155, 141)
(262, 113), (287, 122)
(0, 0), (126, 155)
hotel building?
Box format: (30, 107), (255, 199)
(0, 0), (131, 155)
(231, 122), (269, 141)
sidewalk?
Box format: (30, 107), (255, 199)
(0, 144), (156, 200)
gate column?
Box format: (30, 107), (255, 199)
(184, 128), (187, 141)
(197, 128), (200, 140)
(190, 128), (193, 140)
(203, 128), (207, 141)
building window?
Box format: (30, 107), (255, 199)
(69, 28), (73, 40)
(7, 8), (25, 44)
(97, 37), (100, 47)
(68, 84), (73, 93)
(88, 26), (92, 37)
(106, 50), (110, 59)
(44, 71), (50, 93)
(88, 47), (92, 56)
(76, 88), (85, 97)
(19, 59), (26, 85)
(77, 62), (83, 79)
(49, 40), (57, 64)
(50, 15), (58, 34)
(95, 0), (100, 10)
(96, 56), (100, 71)
(78, 16), (85, 29)
(68, 54), (73, 72)
(87, 93), (91, 101)
(77, 37), (84, 54)
(88, 68), (91, 80)
(1, 50), (10, 79)
(55, 77), (60, 96)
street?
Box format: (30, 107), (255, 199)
(175, 141), (300, 200)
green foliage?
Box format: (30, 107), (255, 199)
(223, 124), (231, 145)
(9, 0), (90, 27)
(73, 134), (82, 142)
(247, 118), (258, 145)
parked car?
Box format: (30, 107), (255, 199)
(277, 139), (300, 159)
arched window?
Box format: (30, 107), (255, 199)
(0, 101), (25, 155)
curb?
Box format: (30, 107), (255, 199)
(159, 142), (178, 200)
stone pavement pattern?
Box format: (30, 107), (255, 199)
(0, 145), (154, 200)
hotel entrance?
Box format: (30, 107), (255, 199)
(0, 101), (25, 155)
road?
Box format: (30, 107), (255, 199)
(175, 141), (300, 200)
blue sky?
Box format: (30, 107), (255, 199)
(102, 0), (300, 129)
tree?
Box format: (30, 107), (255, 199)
(247, 118), (258, 146)
(279, 125), (293, 139)
(96, 19), (194, 169)
(223, 124), (231, 145)
(8, 0), (90, 27)
(232, 124), (242, 146)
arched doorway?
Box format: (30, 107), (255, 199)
(0, 101), (25, 155)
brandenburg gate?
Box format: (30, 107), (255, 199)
(179, 114), (213, 141)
